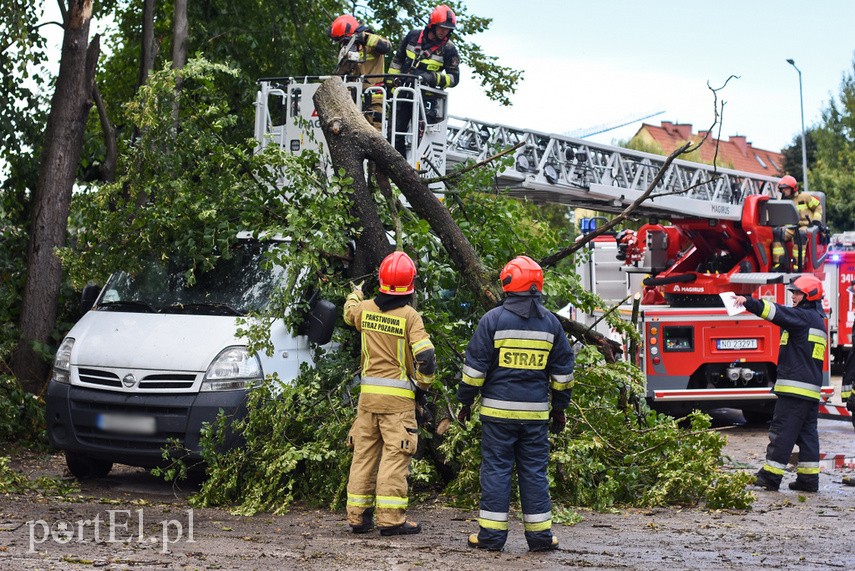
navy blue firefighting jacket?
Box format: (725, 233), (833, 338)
(742, 297), (826, 401)
(457, 293), (574, 422)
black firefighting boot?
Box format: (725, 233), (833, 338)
(379, 521), (421, 536)
(351, 508), (375, 534)
(528, 535), (560, 552)
(753, 470), (780, 491)
(788, 478), (819, 493)
(467, 533), (503, 551)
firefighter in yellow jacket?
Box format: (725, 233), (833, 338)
(328, 14), (392, 130)
(344, 251), (436, 536)
(772, 175), (824, 270)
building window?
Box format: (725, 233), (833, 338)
(769, 157), (780, 171)
(754, 154), (768, 169)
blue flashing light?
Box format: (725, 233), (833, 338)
(830, 253), (841, 263)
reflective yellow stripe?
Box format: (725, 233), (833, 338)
(462, 373), (484, 387)
(376, 495), (408, 509)
(797, 466), (821, 475)
(347, 494), (375, 507)
(760, 300), (774, 320)
(412, 338), (433, 354)
(524, 520), (552, 532)
(494, 338), (554, 351)
(763, 463), (786, 475)
(774, 379), (821, 401)
(361, 385), (415, 399)
(774, 385), (820, 400)
(550, 380), (572, 391)
(480, 406), (549, 421)
(478, 518), (509, 530)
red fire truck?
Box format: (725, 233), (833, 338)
(825, 232), (855, 370)
(604, 195), (833, 421)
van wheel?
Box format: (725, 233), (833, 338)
(65, 452), (113, 479)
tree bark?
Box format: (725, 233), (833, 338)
(171, 0), (188, 130)
(313, 78), (498, 306)
(138, 0), (156, 89)
(93, 85), (116, 182)
(11, 0), (99, 393)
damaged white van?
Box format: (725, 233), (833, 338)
(45, 235), (335, 478)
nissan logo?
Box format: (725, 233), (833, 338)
(122, 374), (137, 388)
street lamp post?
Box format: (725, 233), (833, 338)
(786, 58), (808, 193)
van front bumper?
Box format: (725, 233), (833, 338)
(45, 382), (248, 469)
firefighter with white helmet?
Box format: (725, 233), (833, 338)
(343, 251), (436, 535)
(771, 175), (824, 271)
(457, 255), (575, 551)
(735, 275), (828, 492)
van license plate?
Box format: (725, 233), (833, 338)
(716, 338), (758, 350)
(97, 413), (156, 435)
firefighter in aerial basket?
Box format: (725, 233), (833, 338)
(734, 275), (827, 492)
(343, 251), (436, 535)
(457, 256), (575, 551)
(771, 175), (824, 271)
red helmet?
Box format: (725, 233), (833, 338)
(429, 5), (457, 29)
(329, 14), (359, 41)
(378, 251), (416, 295)
(778, 175), (798, 194)
(787, 275), (823, 301)
(501, 256), (543, 293)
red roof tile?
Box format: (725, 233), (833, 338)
(632, 121), (783, 176)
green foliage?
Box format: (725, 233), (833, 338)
(811, 58), (855, 233)
(441, 346), (755, 512)
(0, 375), (46, 448)
(0, 456), (79, 495)
(190, 349), (357, 515)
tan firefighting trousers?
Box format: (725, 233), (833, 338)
(346, 408), (418, 528)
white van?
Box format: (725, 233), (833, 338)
(45, 236), (335, 478)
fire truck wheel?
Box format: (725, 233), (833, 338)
(741, 409), (773, 425)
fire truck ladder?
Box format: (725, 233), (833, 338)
(445, 116), (780, 221)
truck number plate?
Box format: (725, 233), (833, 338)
(716, 338), (758, 350)
(97, 413), (156, 435)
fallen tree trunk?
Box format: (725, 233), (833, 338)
(313, 77), (620, 359)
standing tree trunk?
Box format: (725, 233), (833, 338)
(11, 0), (100, 393)
(138, 0), (157, 88)
(171, 0), (188, 130)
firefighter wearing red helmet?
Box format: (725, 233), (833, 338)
(343, 251), (436, 536)
(457, 256), (575, 551)
(771, 175), (824, 270)
(388, 5), (460, 156)
(328, 14), (392, 129)
(734, 274), (827, 492)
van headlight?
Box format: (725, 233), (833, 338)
(201, 346), (263, 392)
(52, 338), (74, 384)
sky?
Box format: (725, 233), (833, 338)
(35, 1), (855, 154)
(451, 0), (855, 152)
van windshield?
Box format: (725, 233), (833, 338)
(98, 241), (286, 315)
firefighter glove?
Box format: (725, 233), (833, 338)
(549, 409), (566, 434)
(457, 404), (471, 425)
(416, 70), (437, 88)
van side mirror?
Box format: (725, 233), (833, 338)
(305, 299), (336, 345)
(79, 284), (101, 315)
